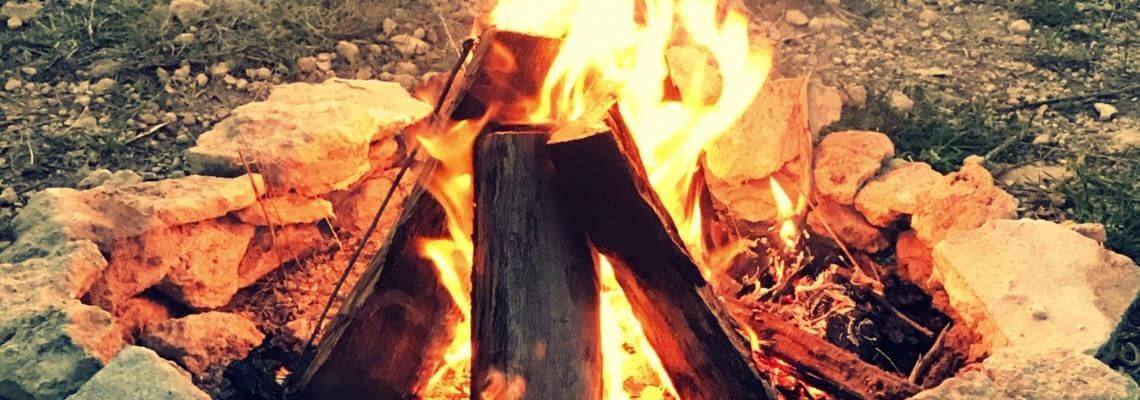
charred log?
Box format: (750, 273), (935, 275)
(443, 28), (563, 122)
(472, 131), (601, 399)
(546, 118), (776, 400)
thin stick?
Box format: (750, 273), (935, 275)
(997, 84), (1140, 112)
(908, 323), (950, 385)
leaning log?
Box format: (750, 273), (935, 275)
(748, 311), (920, 400)
(546, 119), (777, 400)
(444, 27), (563, 123)
(472, 131), (601, 399)
(287, 175), (459, 399)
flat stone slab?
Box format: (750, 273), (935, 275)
(67, 346), (209, 400)
(933, 219), (1140, 355)
(910, 348), (1139, 400)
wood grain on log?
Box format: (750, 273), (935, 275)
(472, 131), (601, 400)
(546, 118), (776, 400)
(444, 28), (563, 123)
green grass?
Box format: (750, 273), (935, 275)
(1013, 0), (1084, 27)
(1028, 30), (1105, 72)
(1060, 151), (1140, 259)
(826, 88), (1031, 173)
(843, 0), (888, 19)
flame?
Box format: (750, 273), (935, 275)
(769, 178), (800, 249)
(598, 256), (679, 400)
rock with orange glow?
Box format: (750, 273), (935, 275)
(0, 240), (106, 308)
(665, 45), (723, 106)
(910, 348), (1139, 400)
(705, 77), (811, 188)
(88, 219), (255, 311)
(327, 168), (410, 233)
(806, 199), (890, 253)
(932, 219), (1140, 356)
(813, 130), (895, 205)
(911, 164), (1017, 246)
(233, 195), (334, 226)
(140, 311), (264, 382)
(854, 162), (942, 227)
(237, 223), (331, 288)
(111, 295), (173, 342)
(186, 79), (430, 196)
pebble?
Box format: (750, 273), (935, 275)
(383, 18), (398, 34)
(174, 32), (195, 45)
(1093, 103), (1117, 121)
(336, 41), (361, 65)
(209, 62), (230, 77)
(395, 61), (420, 76)
(297, 56), (318, 72)
(195, 73), (209, 87)
(7, 17), (23, 30)
(785, 9), (810, 26)
(4, 78), (22, 91)
(254, 67), (272, 80)
(75, 95), (91, 107)
(918, 9), (938, 24)
(1009, 19), (1031, 34)
(825, 0), (841, 5)
(20, 66), (36, 76)
(413, 27), (426, 40)
(843, 84), (868, 107)
(0, 187), (18, 204)
(235, 78), (249, 90)
(72, 115), (99, 130)
(1032, 134), (1053, 145)
(140, 113), (159, 125)
(888, 91), (915, 114)
(91, 77), (116, 94)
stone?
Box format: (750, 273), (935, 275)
(807, 16), (849, 32)
(785, 9), (809, 26)
(90, 78), (115, 94)
(237, 223), (330, 287)
(895, 231), (934, 290)
(77, 169), (142, 189)
(66, 346), (209, 400)
(887, 91), (914, 114)
(111, 295), (173, 341)
(1008, 19), (1032, 34)
(0, 300), (124, 400)
(1061, 221), (1108, 243)
(842, 84), (868, 108)
(911, 164), (1017, 246)
(297, 56), (317, 73)
(1, 1), (43, 25)
(998, 164), (1071, 186)
(665, 45), (722, 106)
(807, 82), (843, 139)
(932, 219), (1140, 355)
(814, 130), (895, 205)
(918, 9), (938, 24)
(88, 219), (254, 311)
(233, 195), (334, 226)
(72, 115), (99, 130)
(806, 199), (890, 253)
(911, 348), (1139, 399)
(382, 17), (398, 34)
(169, 0), (209, 22)
(390, 34), (430, 56)
(327, 169), (410, 233)
(141, 312), (265, 381)
(0, 240), (107, 308)
(186, 79), (430, 196)
(5, 78), (23, 91)
(335, 40), (361, 65)
(209, 62), (230, 77)
(854, 162), (942, 226)
(1110, 128), (1140, 152)
(1094, 102), (1118, 121)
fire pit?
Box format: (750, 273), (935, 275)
(2, 0), (1139, 399)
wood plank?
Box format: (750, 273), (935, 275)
(472, 131), (601, 400)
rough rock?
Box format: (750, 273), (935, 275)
(78, 169), (143, 189)
(88, 219), (255, 311)
(141, 312), (265, 382)
(1061, 221), (1108, 243)
(785, 9), (810, 26)
(911, 348), (1138, 400)
(854, 162), (942, 227)
(806, 199), (890, 253)
(1, 1), (43, 25)
(186, 79), (430, 196)
(0, 240), (106, 307)
(911, 164), (1017, 246)
(807, 82), (843, 139)
(390, 34), (430, 56)
(895, 230), (933, 290)
(67, 346), (209, 400)
(169, 0), (209, 22)
(233, 195), (334, 226)
(932, 219), (1140, 355)
(665, 45), (722, 106)
(1094, 102), (1118, 121)
(997, 163), (1071, 186)
(335, 40), (360, 65)
(813, 131), (895, 205)
(111, 295), (173, 342)
(237, 224), (330, 288)
(1007, 19), (1032, 35)
(887, 91), (914, 114)
(0, 175), (264, 256)
(0, 301), (124, 400)
(327, 169), (410, 233)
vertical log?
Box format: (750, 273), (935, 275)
(546, 123), (776, 400)
(472, 131), (601, 400)
(288, 179), (459, 399)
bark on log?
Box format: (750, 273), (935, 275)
(472, 131), (601, 400)
(748, 311), (920, 400)
(287, 178), (459, 399)
(546, 119), (776, 400)
(444, 27), (563, 123)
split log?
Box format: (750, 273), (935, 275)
(472, 131), (601, 399)
(748, 311), (920, 400)
(287, 178), (459, 399)
(546, 116), (776, 400)
(443, 27), (563, 123)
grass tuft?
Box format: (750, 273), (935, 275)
(1013, 0), (1084, 27)
(1027, 30), (1104, 72)
(1060, 151), (1140, 259)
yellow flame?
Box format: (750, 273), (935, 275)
(598, 256), (679, 400)
(769, 177), (799, 249)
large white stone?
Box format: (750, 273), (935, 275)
(67, 346), (209, 400)
(932, 219), (1140, 355)
(910, 348), (1139, 400)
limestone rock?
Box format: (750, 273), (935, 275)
(814, 131), (895, 205)
(186, 79), (430, 196)
(998, 164), (1071, 186)
(0, 240), (106, 308)
(0, 1), (43, 24)
(806, 199), (890, 253)
(335, 40), (361, 65)
(895, 231), (933, 289)
(390, 34), (430, 56)
(932, 219), (1140, 355)
(912, 164), (1017, 246)
(1061, 221), (1108, 243)
(785, 9), (810, 26)
(854, 162), (942, 227)
(1094, 102), (1118, 121)
(141, 312), (265, 382)
(169, 0), (209, 22)
(328, 170), (410, 233)
(888, 91), (914, 114)
(67, 346), (209, 400)
(807, 82), (843, 139)
(78, 169), (143, 189)
(237, 224), (330, 288)
(0, 301), (125, 400)
(88, 219), (255, 311)
(665, 45), (722, 106)
(111, 296), (174, 342)
(233, 195), (334, 226)
(911, 348), (1139, 400)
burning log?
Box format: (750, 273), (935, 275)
(287, 181), (459, 399)
(546, 116), (777, 400)
(443, 27), (563, 122)
(472, 130), (601, 399)
(748, 311), (920, 400)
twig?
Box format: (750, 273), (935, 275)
(908, 323), (950, 385)
(438, 13), (461, 57)
(997, 84), (1140, 112)
(121, 121), (173, 145)
(867, 292), (935, 338)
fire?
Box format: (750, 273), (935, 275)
(416, 0), (777, 397)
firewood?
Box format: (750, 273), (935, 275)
(287, 181), (460, 399)
(545, 115), (776, 400)
(442, 27), (563, 123)
(472, 131), (601, 399)
(747, 311), (920, 400)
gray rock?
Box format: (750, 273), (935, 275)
(67, 346), (209, 400)
(0, 240), (107, 307)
